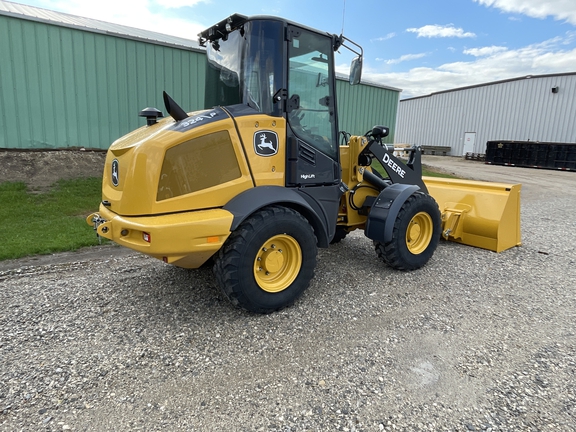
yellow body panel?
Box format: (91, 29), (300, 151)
(340, 136), (369, 190)
(90, 110), (297, 268)
(89, 204), (234, 268)
(338, 137), (378, 229)
(424, 177), (521, 252)
(235, 115), (287, 186)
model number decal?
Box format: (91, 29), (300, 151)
(170, 109), (222, 132)
(180, 111), (218, 127)
(382, 152), (406, 179)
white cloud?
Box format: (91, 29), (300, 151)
(362, 33), (576, 97)
(40, 0), (206, 39)
(336, 62), (352, 73)
(154, 0), (208, 7)
(463, 46), (508, 56)
(371, 33), (396, 42)
(474, 0), (576, 25)
(385, 53), (428, 65)
(406, 24), (476, 38)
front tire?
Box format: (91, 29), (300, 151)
(214, 206), (317, 313)
(374, 192), (441, 270)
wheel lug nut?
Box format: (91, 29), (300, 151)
(262, 247), (267, 252)
(265, 271), (270, 275)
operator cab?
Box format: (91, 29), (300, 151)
(199, 14), (362, 187)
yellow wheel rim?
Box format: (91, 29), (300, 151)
(406, 211), (433, 255)
(254, 234), (302, 293)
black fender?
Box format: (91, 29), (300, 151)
(365, 184), (420, 244)
(223, 186), (331, 247)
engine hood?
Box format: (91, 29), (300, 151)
(101, 107), (253, 216)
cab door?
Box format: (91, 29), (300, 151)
(285, 26), (340, 187)
(284, 26), (341, 241)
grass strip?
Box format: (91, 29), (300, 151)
(422, 165), (459, 178)
(0, 178), (105, 261)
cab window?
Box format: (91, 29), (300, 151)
(287, 29), (337, 160)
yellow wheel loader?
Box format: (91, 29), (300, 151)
(87, 14), (521, 313)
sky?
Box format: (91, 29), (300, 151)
(12, 0), (576, 98)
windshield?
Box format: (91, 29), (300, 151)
(205, 20), (284, 116)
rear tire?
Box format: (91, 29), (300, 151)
(214, 206), (317, 313)
(374, 192), (441, 270)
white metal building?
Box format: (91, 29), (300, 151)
(395, 73), (576, 156)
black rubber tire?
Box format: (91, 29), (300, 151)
(374, 192), (441, 271)
(213, 206), (317, 314)
(330, 227), (349, 244)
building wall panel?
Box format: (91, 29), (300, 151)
(0, 13), (399, 150)
(337, 81), (399, 143)
(0, 14), (206, 150)
(397, 74), (576, 155)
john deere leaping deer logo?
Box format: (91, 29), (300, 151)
(111, 159), (119, 187)
(254, 131), (279, 157)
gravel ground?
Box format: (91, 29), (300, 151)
(1, 157), (576, 431)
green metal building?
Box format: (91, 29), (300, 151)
(0, 1), (400, 150)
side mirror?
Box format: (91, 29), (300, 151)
(349, 55), (362, 85)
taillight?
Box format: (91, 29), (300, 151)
(142, 232), (151, 243)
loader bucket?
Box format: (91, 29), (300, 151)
(423, 177), (521, 252)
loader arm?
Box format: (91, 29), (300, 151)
(361, 136), (428, 193)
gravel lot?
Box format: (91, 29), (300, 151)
(1, 157), (576, 431)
